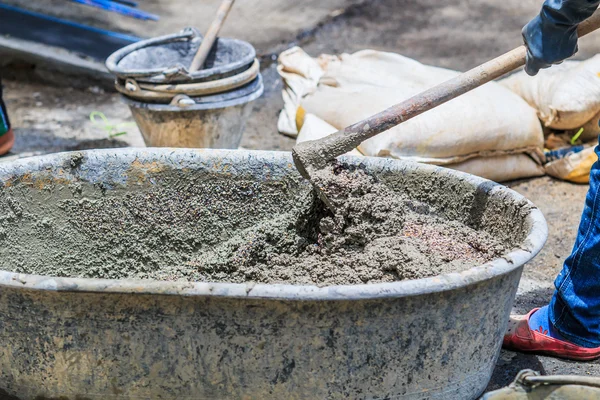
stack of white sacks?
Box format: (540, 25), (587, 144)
(278, 47), (600, 183)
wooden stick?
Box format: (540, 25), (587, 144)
(189, 0), (235, 72)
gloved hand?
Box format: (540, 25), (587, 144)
(523, 0), (600, 76)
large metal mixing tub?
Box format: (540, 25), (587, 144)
(0, 149), (547, 400)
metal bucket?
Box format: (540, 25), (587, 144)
(105, 27), (256, 84)
(0, 149), (547, 400)
(106, 28), (262, 149)
(124, 76), (263, 148)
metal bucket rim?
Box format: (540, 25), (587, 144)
(122, 74), (264, 111)
(105, 28), (256, 83)
(0, 149), (548, 300)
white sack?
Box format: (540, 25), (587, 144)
(501, 55), (600, 131)
(278, 47), (545, 182)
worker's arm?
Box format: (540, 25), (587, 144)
(523, 0), (600, 75)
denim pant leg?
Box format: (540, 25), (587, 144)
(549, 140), (600, 348)
(0, 75), (9, 135)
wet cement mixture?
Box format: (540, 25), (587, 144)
(0, 159), (509, 286)
(204, 162), (508, 286)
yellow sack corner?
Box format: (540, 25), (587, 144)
(545, 147), (598, 183)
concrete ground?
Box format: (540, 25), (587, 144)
(2, 0), (600, 394)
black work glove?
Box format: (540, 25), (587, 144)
(523, 0), (600, 76)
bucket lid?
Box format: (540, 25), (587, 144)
(106, 27), (256, 84)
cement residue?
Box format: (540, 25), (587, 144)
(0, 161), (509, 286)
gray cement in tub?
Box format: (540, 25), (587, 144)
(0, 149), (547, 400)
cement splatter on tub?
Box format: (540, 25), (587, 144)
(0, 159), (509, 286)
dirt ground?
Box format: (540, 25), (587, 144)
(2, 0), (600, 394)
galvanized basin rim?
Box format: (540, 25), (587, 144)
(0, 148), (548, 301)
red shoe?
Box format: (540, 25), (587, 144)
(503, 308), (600, 361)
(0, 128), (14, 156)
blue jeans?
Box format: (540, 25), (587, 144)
(0, 75), (9, 136)
(549, 140), (600, 348)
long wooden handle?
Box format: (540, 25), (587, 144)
(189, 0), (235, 72)
(293, 9), (600, 173)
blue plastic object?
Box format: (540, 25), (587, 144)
(0, 3), (141, 60)
(545, 145), (586, 162)
(69, 0), (159, 21)
(112, 0), (139, 6)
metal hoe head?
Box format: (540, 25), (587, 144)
(292, 142), (338, 212)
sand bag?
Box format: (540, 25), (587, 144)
(501, 55), (600, 134)
(278, 47), (545, 182)
(578, 110), (600, 142)
(545, 146), (598, 183)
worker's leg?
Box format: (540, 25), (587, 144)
(547, 141), (600, 348)
(504, 140), (600, 359)
(0, 75), (15, 156)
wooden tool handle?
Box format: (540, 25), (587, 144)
(293, 9), (600, 172)
(189, 0), (235, 72)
